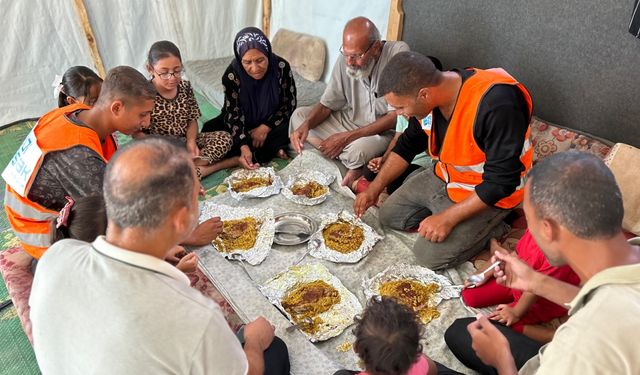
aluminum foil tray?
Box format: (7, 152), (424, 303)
(199, 202), (275, 265)
(308, 211), (382, 263)
(282, 170), (335, 206)
(225, 167), (283, 200)
(260, 263), (362, 342)
(362, 263), (462, 324)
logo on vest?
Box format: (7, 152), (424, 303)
(1, 130), (43, 197)
(421, 112), (433, 132)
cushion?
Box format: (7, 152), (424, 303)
(271, 28), (326, 82)
(0, 247), (34, 344)
(530, 116), (612, 163)
(604, 143), (640, 235)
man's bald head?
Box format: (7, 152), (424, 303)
(343, 17), (381, 47)
(103, 137), (196, 229)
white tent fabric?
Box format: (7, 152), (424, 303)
(1, 0), (262, 126)
(1, 0), (96, 125)
(1, 0), (391, 124)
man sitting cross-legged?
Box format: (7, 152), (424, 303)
(289, 16), (409, 187)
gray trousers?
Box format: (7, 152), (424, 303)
(289, 106), (393, 169)
(379, 167), (511, 270)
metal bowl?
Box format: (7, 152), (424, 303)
(273, 212), (317, 246)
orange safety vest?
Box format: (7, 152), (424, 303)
(2, 103), (117, 259)
(425, 68), (533, 209)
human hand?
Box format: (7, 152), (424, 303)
(176, 252), (199, 273)
(354, 189), (379, 218)
(249, 124), (271, 149)
(290, 123), (309, 154)
(319, 132), (350, 159)
(183, 217), (223, 246)
(187, 140), (200, 158)
(239, 145), (259, 170)
(492, 249), (538, 293)
(489, 304), (521, 326)
(165, 245), (187, 262)
(418, 212), (456, 242)
(467, 314), (517, 373)
(244, 316), (275, 351)
(367, 157), (384, 173)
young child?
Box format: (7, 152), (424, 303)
(462, 230), (580, 343)
(54, 66), (103, 108)
(142, 40), (233, 179)
(335, 297), (438, 375)
(54, 195), (198, 273)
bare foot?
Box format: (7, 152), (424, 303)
(197, 157), (241, 178)
(341, 168), (364, 189)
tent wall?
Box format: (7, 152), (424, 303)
(269, 0), (390, 82)
(1, 0), (96, 126)
(1, 0), (261, 125)
(403, 0), (640, 147)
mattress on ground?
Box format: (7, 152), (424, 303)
(185, 58), (326, 110)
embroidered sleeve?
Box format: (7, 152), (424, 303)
(221, 65), (248, 146)
(264, 58), (297, 129)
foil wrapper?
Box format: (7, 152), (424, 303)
(225, 167), (283, 200)
(362, 263), (462, 318)
(199, 202), (275, 265)
(281, 170), (335, 206)
(260, 263), (362, 342)
(308, 211), (383, 263)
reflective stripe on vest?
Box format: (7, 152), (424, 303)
(427, 68), (533, 209)
(4, 191), (56, 221)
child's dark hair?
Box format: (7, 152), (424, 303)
(55, 196), (107, 243)
(147, 40), (182, 67)
(353, 297), (423, 375)
(58, 66), (103, 108)
(96, 66), (157, 106)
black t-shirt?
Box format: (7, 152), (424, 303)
(393, 69), (530, 207)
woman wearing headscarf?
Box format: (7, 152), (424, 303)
(202, 27), (297, 169)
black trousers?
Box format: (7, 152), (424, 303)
(445, 318), (542, 375)
(363, 163), (422, 194)
(262, 336), (291, 375)
(202, 114), (290, 165)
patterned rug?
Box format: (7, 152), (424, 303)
(0, 92), (285, 375)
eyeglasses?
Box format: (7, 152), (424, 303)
(339, 41), (376, 61)
(154, 68), (184, 80)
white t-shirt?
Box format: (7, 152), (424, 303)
(30, 236), (248, 375)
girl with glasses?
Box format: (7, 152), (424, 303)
(142, 40), (233, 179)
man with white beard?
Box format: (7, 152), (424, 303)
(289, 17), (409, 188)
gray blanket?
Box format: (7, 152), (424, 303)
(194, 151), (477, 374)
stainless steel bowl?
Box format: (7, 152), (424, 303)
(273, 212), (317, 246)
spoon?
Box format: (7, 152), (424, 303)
(294, 238), (321, 265)
(465, 260), (501, 288)
(228, 253), (257, 285)
(285, 317), (314, 333)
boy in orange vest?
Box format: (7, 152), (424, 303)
(2, 66), (156, 259)
(354, 51), (532, 270)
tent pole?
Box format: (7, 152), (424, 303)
(262, 0), (271, 38)
(386, 0), (404, 41)
(72, 0), (106, 78)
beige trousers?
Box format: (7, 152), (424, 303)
(289, 106), (393, 169)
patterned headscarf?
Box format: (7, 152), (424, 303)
(231, 27), (280, 128)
